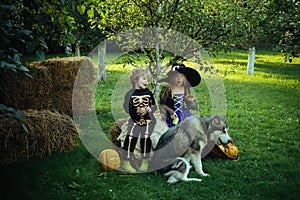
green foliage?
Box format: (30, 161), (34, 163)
(0, 1), (51, 131)
(0, 104), (29, 133)
(39, 0), (105, 54)
(265, 0), (300, 62)
(0, 4), (32, 77)
(0, 1), (49, 74)
(87, 0), (267, 51)
(0, 49), (299, 199)
(84, 0), (299, 65)
(0, 104), (24, 120)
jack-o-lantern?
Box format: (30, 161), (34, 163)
(99, 149), (121, 171)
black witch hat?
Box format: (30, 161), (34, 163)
(159, 64), (201, 87)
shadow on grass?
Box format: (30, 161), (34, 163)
(255, 62), (300, 80)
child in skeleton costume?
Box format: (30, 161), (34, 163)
(159, 64), (201, 127)
(123, 67), (157, 173)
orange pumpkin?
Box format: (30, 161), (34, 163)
(224, 143), (239, 157)
(218, 145), (225, 152)
(99, 149), (121, 171)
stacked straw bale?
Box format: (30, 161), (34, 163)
(0, 56), (96, 164)
(0, 56), (96, 115)
(0, 64), (53, 110)
(0, 109), (79, 165)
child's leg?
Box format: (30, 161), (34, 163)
(139, 123), (154, 172)
(140, 137), (152, 158)
(139, 138), (151, 172)
(140, 124), (152, 158)
(122, 123), (139, 173)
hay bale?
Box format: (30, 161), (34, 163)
(0, 56), (96, 115)
(0, 65), (53, 110)
(109, 118), (129, 148)
(0, 109), (79, 165)
(72, 86), (94, 113)
(30, 57), (96, 89)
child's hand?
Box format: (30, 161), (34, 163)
(170, 112), (178, 120)
(146, 107), (152, 113)
(185, 94), (194, 103)
(138, 107), (149, 116)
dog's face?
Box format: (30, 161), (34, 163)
(217, 126), (232, 145)
(209, 116), (232, 145)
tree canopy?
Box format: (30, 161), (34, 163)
(0, 0), (299, 71)
(86, 0), (299, 60)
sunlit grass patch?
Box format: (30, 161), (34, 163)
(213, 48), (300, 86)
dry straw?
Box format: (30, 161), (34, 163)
(0, 56), (96, 115)
(109, 118), (129, 148)
(0, 57), (96, 164)
(0, 109), (79, 165)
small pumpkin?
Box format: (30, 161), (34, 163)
(224, 143), (238, 157)
(218, 145), (225, 152)
(99, 149), (121, 171)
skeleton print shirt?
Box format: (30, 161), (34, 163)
(123, 88), (157, 125)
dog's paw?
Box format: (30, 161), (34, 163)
(167, 176), (179, 184)
(200, 172), (210, 177)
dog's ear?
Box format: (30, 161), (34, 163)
(211, 116), (220, 126)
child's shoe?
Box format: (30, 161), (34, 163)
(139, 159), (149, 172)
(122, 160), (136, 173)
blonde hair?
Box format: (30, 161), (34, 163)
(130, 67), (152, 88)
(169, 72), (187, 86)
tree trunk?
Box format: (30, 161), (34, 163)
(75, 41), (81, 56)
(153, 2), (162, 99)
(98, 41), (106, 81)
(153, 41), (162, 100)
(247, 47), (255, 75)
(65, 44), (72, 55)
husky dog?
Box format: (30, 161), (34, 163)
(150, 115), (232, 184)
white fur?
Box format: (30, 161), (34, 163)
(218, 127), (232, 145)
(189, 152), (209, 177)
(164, 157), (202, 184)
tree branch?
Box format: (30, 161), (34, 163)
(167, 0), (180, 29)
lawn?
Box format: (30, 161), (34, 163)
(0, 48), (299, 200)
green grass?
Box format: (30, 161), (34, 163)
(1, 48), (299, 200)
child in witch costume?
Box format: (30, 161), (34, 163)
(159, 64), (201, 127)
(122, 67), (157, 173)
